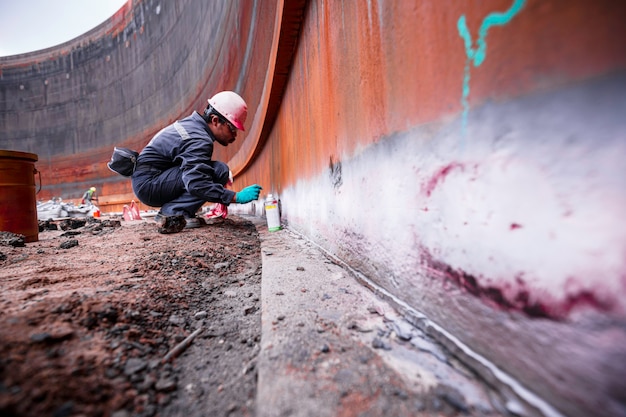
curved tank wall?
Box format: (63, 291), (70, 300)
(0, 0), (273, 211)
(2, 1), (626, 417)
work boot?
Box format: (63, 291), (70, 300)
(156, 214), (186, 234)
(184, 217), (206, 229)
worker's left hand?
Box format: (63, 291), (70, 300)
(236, 184), (262, 204)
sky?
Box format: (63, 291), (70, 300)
(0, 0), (128, 57)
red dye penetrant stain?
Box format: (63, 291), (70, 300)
(561, 291), (612, 315)
(422, 163), (463, 197)
(510, 223), (522, 230)
(511, 290), (550, 318)
(420, 247), (613, 320)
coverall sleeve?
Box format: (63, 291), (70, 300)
(177, 139), (235, 205)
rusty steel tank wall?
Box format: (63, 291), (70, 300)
(233, 1), (626, 417)
(0, 0), (276, 212)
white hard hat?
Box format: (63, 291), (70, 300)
(208, 91), (248, 131)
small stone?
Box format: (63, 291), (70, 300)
(372, 337), (392, 350)
(155, 376), (177, 392)
(214, 262), (230, 270)
(169, 315), (186, 326)
(30, 333), (52, 343)
(124, 358), (147, 376)
(348, 321), (374, 333)
(60, 239), (79, 249)
(391, 320), (414, 341)
(137, 374), (155, 392)
(0, 231), (26, 247)
(184, 383), (204, 398)
(30, 327), (74, 343)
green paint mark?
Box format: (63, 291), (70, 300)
(457, 0), (526, 134)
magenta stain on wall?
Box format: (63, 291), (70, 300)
(422, 163), (464, 197)
(420, 247), (614, 320)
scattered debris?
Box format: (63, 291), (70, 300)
(162, 327), (203, 364)
(0, 231), (25, 247)
(0, 215), (261, 417)
(372, 337), (392, 350)
(36, 198), (100, 220)
(59, 239), (79, 249)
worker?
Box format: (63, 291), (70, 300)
(81, 187), (99, 205)
(131, 91), (262, 233)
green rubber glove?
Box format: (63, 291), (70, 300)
(236, 184), (263, 204)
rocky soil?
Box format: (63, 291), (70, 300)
(0, 215), (261, 417)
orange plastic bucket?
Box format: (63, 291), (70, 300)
(0, 150), (39, 242)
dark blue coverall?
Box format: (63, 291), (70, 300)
(131, 111), (234, 218)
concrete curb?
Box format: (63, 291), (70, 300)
(250, 217), (499, 417)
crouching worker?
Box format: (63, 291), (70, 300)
(81, 187), (99, 206)
(131, 91), (262, 234)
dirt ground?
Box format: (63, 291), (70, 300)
(0, 215), (262, 417)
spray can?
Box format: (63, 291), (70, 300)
(264, 194), (281, 232)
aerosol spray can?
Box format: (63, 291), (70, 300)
(264, 194), (281, 232)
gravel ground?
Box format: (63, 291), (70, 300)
(0, 215), (261, 417)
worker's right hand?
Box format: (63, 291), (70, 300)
(236, 184), (262, 204)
